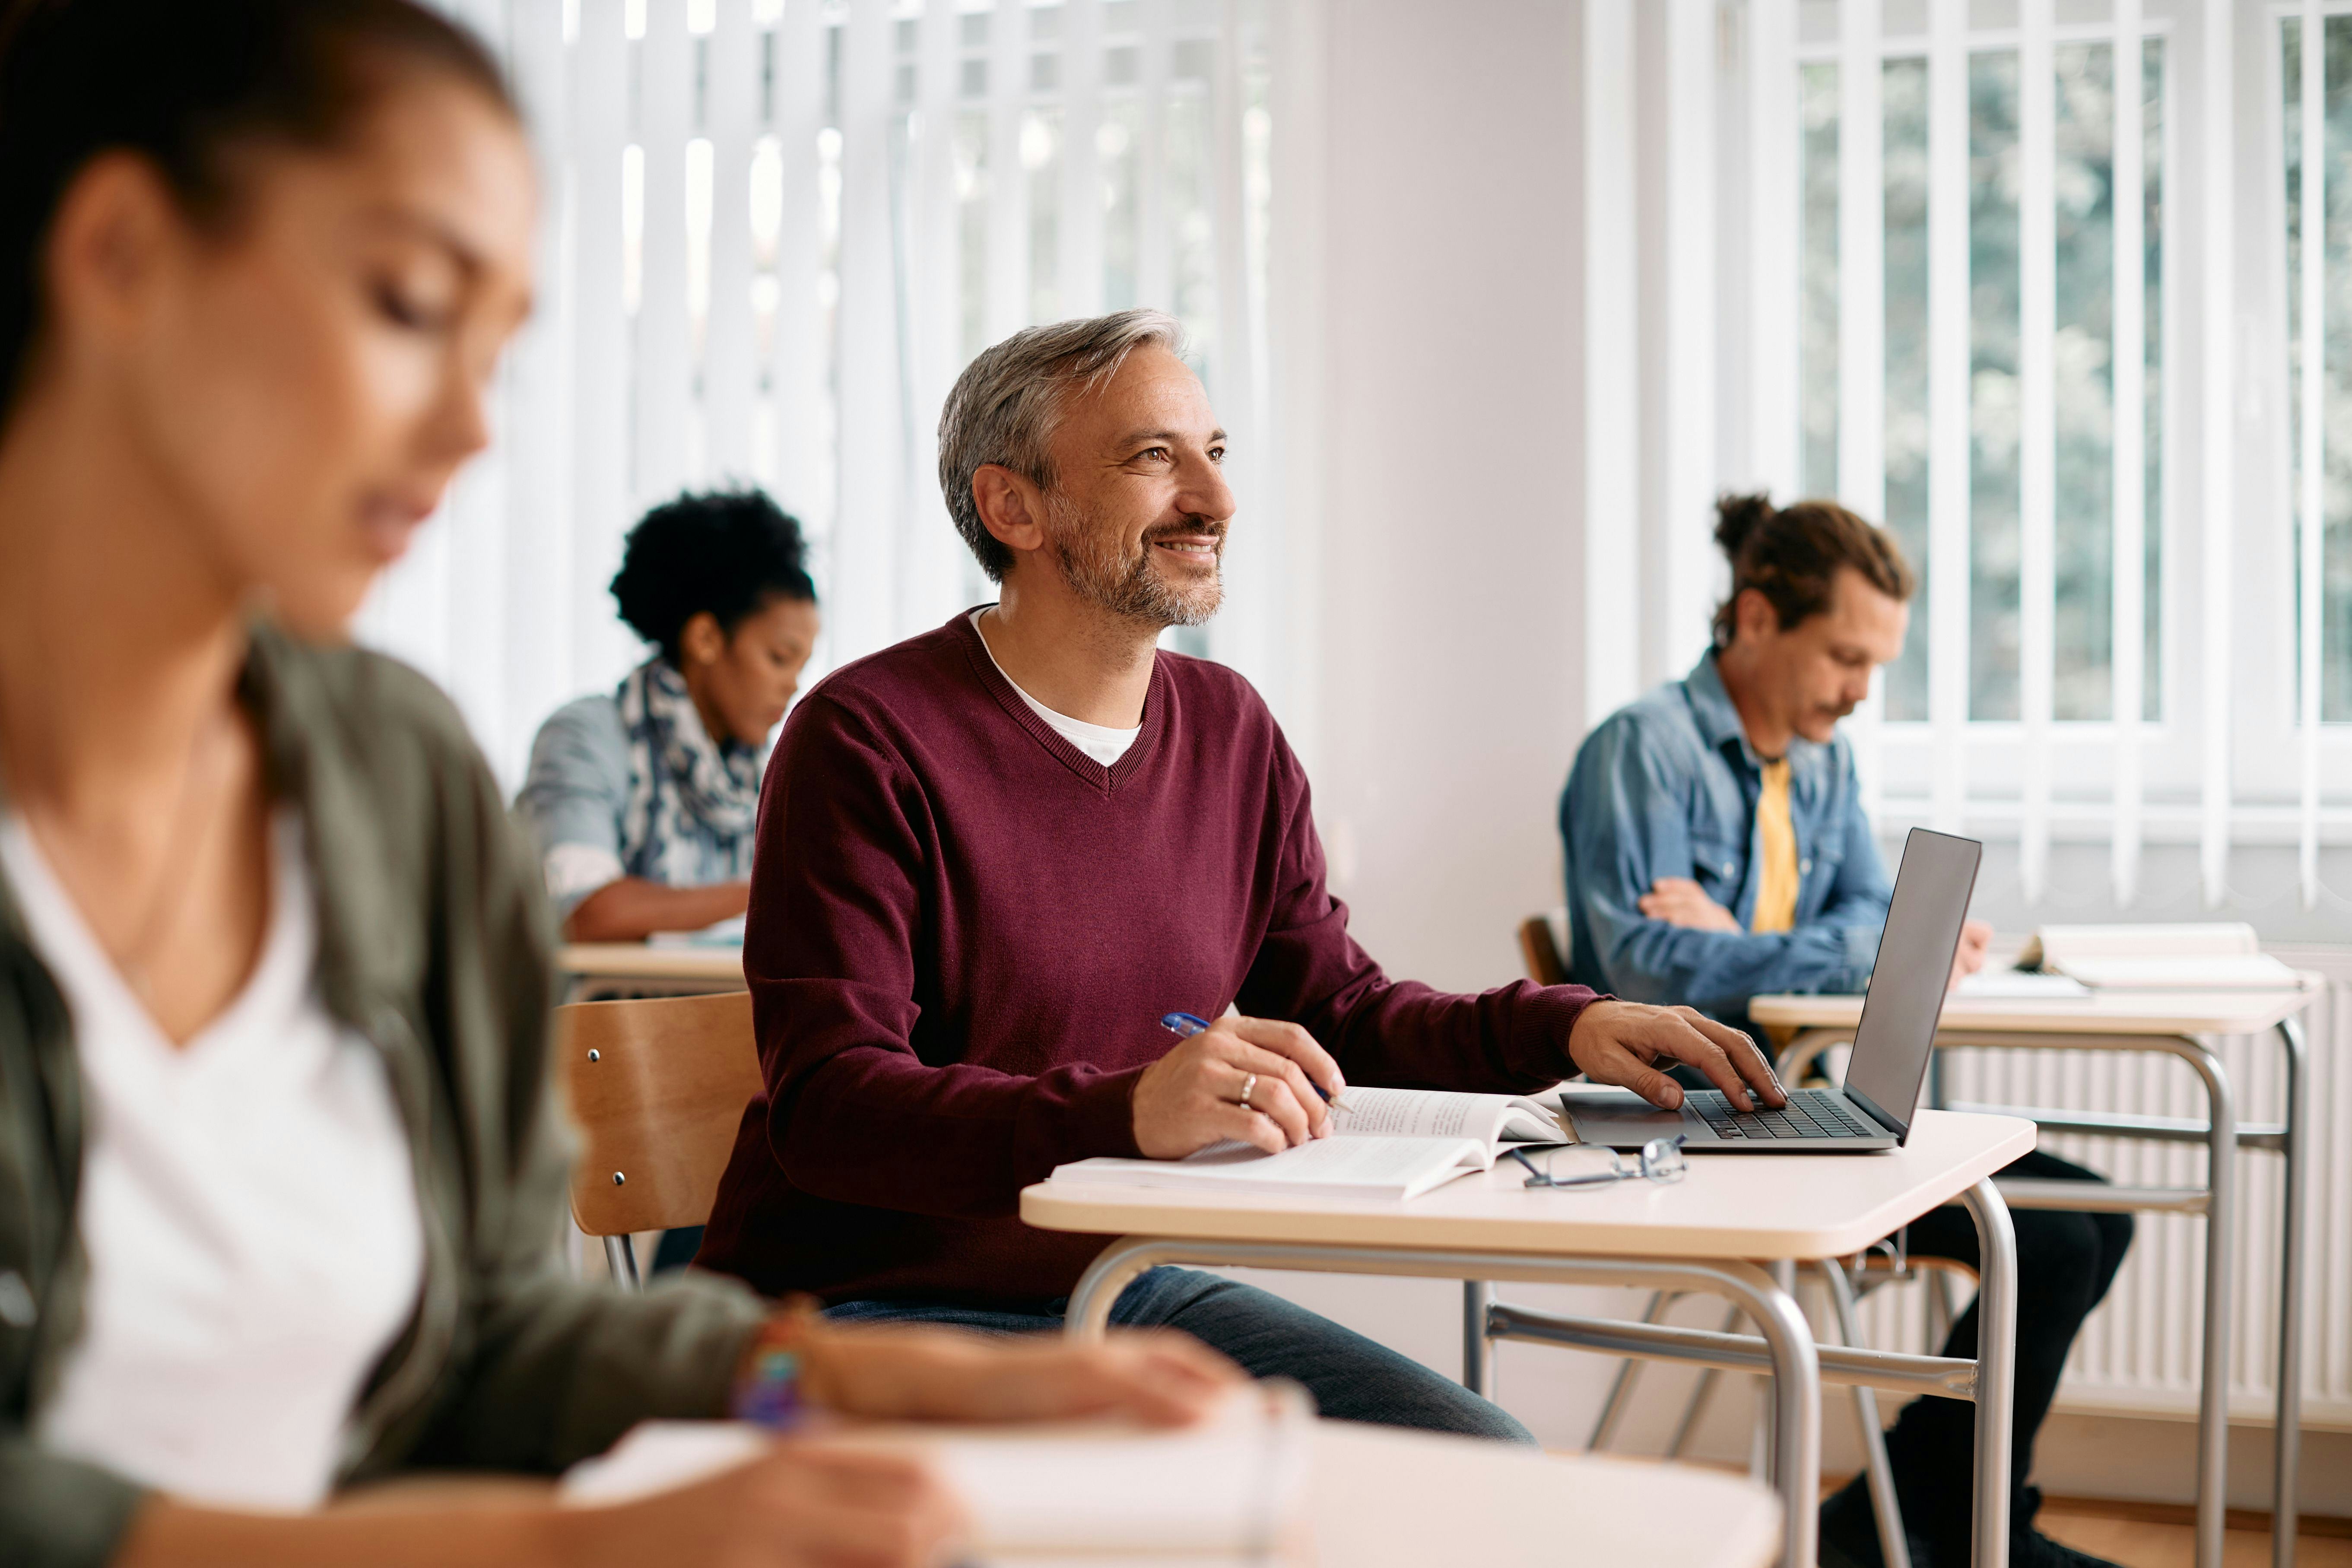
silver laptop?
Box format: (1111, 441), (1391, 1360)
(1564, 828), (1982, 1154)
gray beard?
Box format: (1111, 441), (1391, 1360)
(1043, 493), (1224, 628)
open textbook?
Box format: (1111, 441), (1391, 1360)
(1046, 1086), (1566, 1202)
(2014, 923), (2300, 991)
(561, 1383), (1317, 1567)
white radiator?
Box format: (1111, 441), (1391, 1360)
(1851, 944), (2351, 1430)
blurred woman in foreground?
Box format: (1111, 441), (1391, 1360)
(0, 3), (1233, 1566)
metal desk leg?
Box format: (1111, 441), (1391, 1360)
(1962, 1178), (2017, 1568)
(2187, 1044), (2238, 1568)
(2276, 1018), (2308, 1568)
(1062, 1240), (1822, 1568)
(1823, 1258), (1914, 1568)
(1462, 1280), (1495, 1398)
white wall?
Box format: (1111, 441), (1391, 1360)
(1288, 0), (1589, 994)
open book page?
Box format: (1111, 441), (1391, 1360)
(560, 1385), (1317, 1565)
(2017, 922), (2259, 967)
(2014, 923), (2297, 989)
(1049, 1135), (1491, 1200)
(1327, 1086), (1565, 1146)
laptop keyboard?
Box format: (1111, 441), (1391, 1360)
(1687, 1088), (1879, 1141)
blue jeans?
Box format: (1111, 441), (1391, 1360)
(826, 1266), (1534, 1443)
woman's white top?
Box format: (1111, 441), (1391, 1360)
(969, 609), (1142, 767)
(0, 811), (424, 1511)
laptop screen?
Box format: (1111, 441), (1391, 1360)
(1841, 828), (1983, 1142)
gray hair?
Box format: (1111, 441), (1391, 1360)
(937, 309), (1189, 581)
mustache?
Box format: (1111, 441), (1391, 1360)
(1143, 517), (1228, 546)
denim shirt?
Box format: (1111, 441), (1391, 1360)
(1558, 652), (1890, 1021)
(513, 692), (759, 923)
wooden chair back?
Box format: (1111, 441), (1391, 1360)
(1517, 909), (1572, 987)
(556, 990), (762, 1240)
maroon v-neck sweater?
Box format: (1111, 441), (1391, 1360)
(697, 611), (1602, 1305)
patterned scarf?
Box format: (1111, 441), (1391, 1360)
(615, 658), (764, 887)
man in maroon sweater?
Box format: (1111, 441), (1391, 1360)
(699, 309), (1785, 1439)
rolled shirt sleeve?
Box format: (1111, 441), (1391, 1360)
(513, 696), (632, 923)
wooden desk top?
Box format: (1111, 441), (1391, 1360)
(1309, 1420), (1778, 1568)
(1750, 980), (2320, 1037)
(1021, 1108), (2033, 1262)
(555, 943), (746, 982)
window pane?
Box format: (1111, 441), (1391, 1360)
(1971, 49), (2022, 720)
(2282, 16), (2352, 724)
(1801, 62), (1841, 501)
(2053, 41), (2114, 722)
(1884, 57), (1931, 721)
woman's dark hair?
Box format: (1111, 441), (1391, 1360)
(1710, 492), (1916, 649)
(0, 0), (515, 418)
(611, 489), (819, 665)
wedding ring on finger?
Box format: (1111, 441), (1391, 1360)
(1238, 1072), (1258, 1111)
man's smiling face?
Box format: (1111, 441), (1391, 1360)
(1032, 344), (1235, 628)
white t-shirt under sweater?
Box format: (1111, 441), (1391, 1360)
(969, 608), (1142, 767)
(0, 811), (423, 1511)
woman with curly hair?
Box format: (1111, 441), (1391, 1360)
(518, 490), (819, 942)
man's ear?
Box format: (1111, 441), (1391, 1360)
(1733, 586), (1777, 646)
(972, 464), (1048, 558)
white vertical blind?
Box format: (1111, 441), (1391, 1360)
(1746, 0), (1801, 503)
(1926, 0), (1969, 838)
(2197, 0), (2234, 908)
(364, 0), (1279, 790)
(832, 0), (904, 661)
(1060, 0), (1106, 319)
(635, 4), (693, 501)
(1665, 0), (1719, 672)
(498, 0), (577, 769)
(1836, 0), (1886, 824)
(565, 0), (632, 691)
(2295, 0), (2325, 908)
(2111, 0), (2146, 906)
(984, 0), (1029, 342)
(702, 0), (762, 480)
(768, 0), (826, 530)
(2016, 0), (2056, 903)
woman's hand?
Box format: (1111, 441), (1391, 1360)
(801, 1320), (1242, 1427)
(552, 1440), (968, 1568)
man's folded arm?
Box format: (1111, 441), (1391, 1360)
(1235, 748), (1600, 1092)
(743, 698), (1146, 1216)
(1566, 719), (1877, 1014)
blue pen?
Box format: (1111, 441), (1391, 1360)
(1160, 1012), (1353, 1112)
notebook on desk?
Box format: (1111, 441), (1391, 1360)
(1565, 827), (1982, 1155)
(1047, 1087), (1565, 1201)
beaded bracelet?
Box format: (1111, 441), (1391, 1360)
(730, 1296), (823, 1431)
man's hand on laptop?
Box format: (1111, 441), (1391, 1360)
(1133, 1016), (1345, 1158)
(1567, 1000), (1787, 1113)
(1948, 918), (1994, 991)
(1638, 877), (1743, 933)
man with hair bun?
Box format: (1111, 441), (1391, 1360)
(1559, 494), (2133, 1568)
